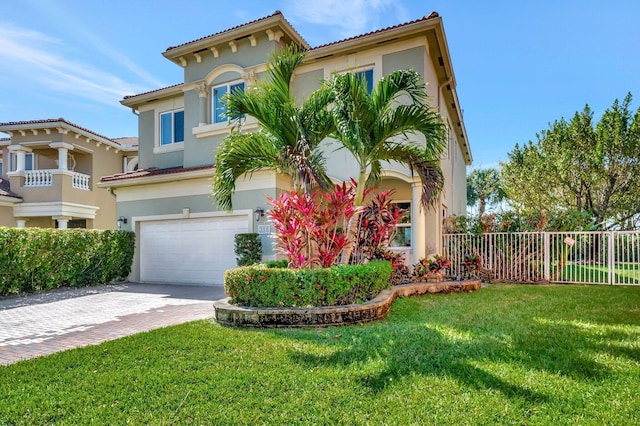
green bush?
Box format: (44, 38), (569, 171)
(234, 233), (262, 266)
(0, 228), (135, 296)
(263, 259), (289, 268)
(224, 260), (392, 307)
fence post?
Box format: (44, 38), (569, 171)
(543, 232), (550, 282)
(608, 232), (614, 285)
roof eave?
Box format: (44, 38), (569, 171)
(307, 16), (440, 60)
(98, 167), (215, 188)
(0, 121), (135, 153)
(0, 194), (22, 203)
(162, 14), (309, 62)
(120, 85), (185, 108)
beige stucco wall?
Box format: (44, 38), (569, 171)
(1, 130), (132, 229)
(0, 204), (15, 226)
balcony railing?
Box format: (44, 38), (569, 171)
(23, 169), (91, 190)
(72, 172), (90, 190)
(24, 170), (52, 187)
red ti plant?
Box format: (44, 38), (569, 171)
(312, 181), (359, 267)
(267, 182), (359, 268)
(352, 189), (407, 264)
(267, 191), (318, 268)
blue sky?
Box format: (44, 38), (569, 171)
(1, 0), (639, 167)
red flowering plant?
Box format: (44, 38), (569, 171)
(267, 181), (359, 268)
(351, 189), (406, 264)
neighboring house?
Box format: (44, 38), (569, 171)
(99, 10), (472, 285)
(0, 119), (138, 229)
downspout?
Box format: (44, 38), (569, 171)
(437, 77), (453, 114)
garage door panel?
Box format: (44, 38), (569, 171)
(140, 215), (249, 285)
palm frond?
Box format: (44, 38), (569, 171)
(213, 131), (280, 210)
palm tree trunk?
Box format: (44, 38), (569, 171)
(340, 171), (367, 264)
(478, 199), (486, 218)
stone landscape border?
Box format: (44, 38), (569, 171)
(213, 279), (482, 328)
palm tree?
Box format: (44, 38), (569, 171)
(212, 45), (334, 210)
(326, 70), (447, 263)
(466, 167), (505, 217)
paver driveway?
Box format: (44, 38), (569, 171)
(0, 282), (226, 365)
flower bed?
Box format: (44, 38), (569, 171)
(214, 279), (482, 328)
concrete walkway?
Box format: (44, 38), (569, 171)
(0, 283), (226, 366)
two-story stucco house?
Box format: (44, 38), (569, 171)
(99, 10), (472, 285)
(0, 119), (138, 229)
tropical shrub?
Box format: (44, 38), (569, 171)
(224, 260), (392, 307)
(352, 189), (406, 264)
(370, 248), (411, 286)
(234, 233), (262, 266)
(0, 228), (135, 296)
(263, 259), (288, 268)
(412, 254), (451, 281)
(267, 181), (358, 268)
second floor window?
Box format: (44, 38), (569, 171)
(355, 69), (374, 94)
(160, 109), (184, 146)
(213, 81), (245, 123)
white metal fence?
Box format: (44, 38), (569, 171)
(443, 231), (640, 285)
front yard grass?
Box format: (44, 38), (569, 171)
(2, 284), (639, 425)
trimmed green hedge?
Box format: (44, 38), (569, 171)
(263, 259), (289, 268)
(0, 228), (135, 296)
(224, 260), (392, 307)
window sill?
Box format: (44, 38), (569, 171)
(192, 119), (259, 139)
(153, 142), (184, 154)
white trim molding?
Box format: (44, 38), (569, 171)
(13, 201), (99, 219)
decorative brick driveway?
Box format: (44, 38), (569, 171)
(0, 283), (225, 365)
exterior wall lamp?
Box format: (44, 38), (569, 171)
(254, 207), (265, 222)
(116, 216), (128, 229)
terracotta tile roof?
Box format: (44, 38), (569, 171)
(0, 177), (21, 200)
(101, 165), (214, 183)
(122, 82), (183, 100)
(311, 11), (439, 50)
(0, 118), (130, 147)
(165, 10), (307, 52)
(112, 137), (139, 147)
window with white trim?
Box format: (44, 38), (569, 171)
(212, 81), (245, 123)
(159, 109), (184, 146)
(390, 201), (411, 247)
(9, 152), (35, 172)
(355, 68), (374, 94)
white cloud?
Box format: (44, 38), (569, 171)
(0, 23), (147, 106)
(285, 0), (410, 39)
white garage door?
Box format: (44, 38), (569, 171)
(139, 215), (249, 285)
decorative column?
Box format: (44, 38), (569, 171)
(49, 142), (74, 171)
(411, 181), (427, 264)
(242, 70), (257, 88)
(7, 145), (32, 173)
(195, 83), (209, 126)
(55, 216), (72, 229)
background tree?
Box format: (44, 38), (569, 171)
(501, 93), (640, 230)
(466, 167), (505, 217)
(213, 45), (334, 210)
(326, 69), (447, 263)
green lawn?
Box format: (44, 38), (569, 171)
(2, 285), (639, 425)
(560, 263), (640, 284)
